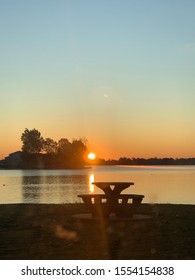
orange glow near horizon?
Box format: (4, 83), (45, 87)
(1, 125), (195, 161)
(1, 136), (195, 161)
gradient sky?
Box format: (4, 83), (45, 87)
(1, 0), (195, 160)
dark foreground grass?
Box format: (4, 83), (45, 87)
(0, 203), (195, 260)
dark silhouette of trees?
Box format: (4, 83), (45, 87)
(2, 127), (193, 169)
(56, 138), (88, 168)
(57, 138), (71, 154)
(21, 128), (44, 153)
(43, 138), (58, 154)
(71, 138), (88, 167)
(102, 157), (195, 165)
(20, 128), (88, 169)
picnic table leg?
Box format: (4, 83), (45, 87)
(130, 197), (143, 215)
(92, 197), (109, 218)
(82, 196), (92, 205)
(95, 196), (117, 218)
(132, 197), (143, 205)
(121, 197), (128, 204)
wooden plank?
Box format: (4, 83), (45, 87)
(78, 194), (144, 198)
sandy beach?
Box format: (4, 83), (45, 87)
(0, 203), (195, 260)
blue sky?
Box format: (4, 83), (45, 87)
(1, 0), (195, 159)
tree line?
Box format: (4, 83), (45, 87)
(98, 157), (195, 165)
(20, 128), (88, 169)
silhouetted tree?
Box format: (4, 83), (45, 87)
(43, 138), (58, 154)
(57, 138), (88, 167)
(21, 128), (44, 153)
(72, 138), (87, 156)
(57, 138), (71, 154)
(19, 129), (90, 168)
(71, 138), (88, 167)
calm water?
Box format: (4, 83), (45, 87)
(0, 165), (195, 204)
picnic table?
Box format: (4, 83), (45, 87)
(78, 181), (144, 218)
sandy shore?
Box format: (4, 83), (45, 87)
(0, 203), (195, 260)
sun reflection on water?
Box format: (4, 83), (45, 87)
(89, 173), (95, 192)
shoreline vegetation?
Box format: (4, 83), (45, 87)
(0, 128), (89, 169)
(1, 151), (195, 169)
(98, 157), (195, 166)
(0, 203), (195, 260)
(1, 128), (195, 169)
(1, 156), (195, 170)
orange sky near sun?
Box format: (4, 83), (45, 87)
(1, 110), (195, 161)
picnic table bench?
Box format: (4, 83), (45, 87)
(78, 194), (144, 205)
(78, 182), (144, 218)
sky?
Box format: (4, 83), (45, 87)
(0, 0), (195, 160)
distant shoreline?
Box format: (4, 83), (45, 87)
(0, 166), (92, 170)
(0, 163), (195, 170)
(98, 157), (195, 166)
(1, 151), (195, 169)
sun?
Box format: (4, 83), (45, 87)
(88, 152), (96, 160)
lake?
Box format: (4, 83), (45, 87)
(0, 165), (195, 204)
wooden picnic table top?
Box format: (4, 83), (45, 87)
(78, 194), (144, 199)
(92, 181), (134, 196)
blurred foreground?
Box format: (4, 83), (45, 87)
(0, 203), (195, 260)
